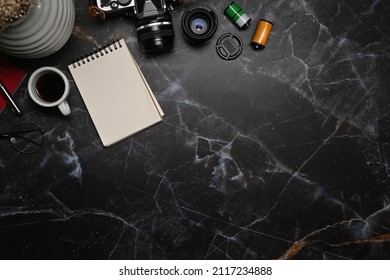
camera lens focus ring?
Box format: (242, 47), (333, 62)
(138, 29), (175, 42)
(136, 14), (175, 53)
(181, 6), (218, 45)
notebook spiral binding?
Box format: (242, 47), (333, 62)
(71, 40), (123, 68)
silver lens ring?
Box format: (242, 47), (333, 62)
(136, 21), (173, 31)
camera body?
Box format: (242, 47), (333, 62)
(88, 0), (184, 53)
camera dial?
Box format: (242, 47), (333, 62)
(118, 0), (132, 5)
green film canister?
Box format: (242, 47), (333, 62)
(224, 1), (251, 30)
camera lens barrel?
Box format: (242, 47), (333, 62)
(181, 6), (218, 45)
(136, 13), (175, 53)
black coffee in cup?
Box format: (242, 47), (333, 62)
(36, 72), (65, 102)
(28, 66), (71, 116)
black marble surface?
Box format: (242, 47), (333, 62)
(1, 0), (390, 260)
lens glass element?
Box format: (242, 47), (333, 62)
(190, 18), (208, 35)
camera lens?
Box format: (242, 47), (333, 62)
(181, 6), (218, 45)
(135, 13), (175, 53)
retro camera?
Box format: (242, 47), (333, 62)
(88, 0), (185, 53)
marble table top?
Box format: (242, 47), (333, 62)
(0, 0), (389, 259)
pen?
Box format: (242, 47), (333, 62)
(0, 80), (21, 116)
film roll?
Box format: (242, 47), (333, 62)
(224, 1), (251, 30)
(251, 20), (273, 50)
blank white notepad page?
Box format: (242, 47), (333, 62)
(69, 39), (163, 147)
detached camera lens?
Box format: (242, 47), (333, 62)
(136, 13), (175, 53)
(181, 6), (218, 45)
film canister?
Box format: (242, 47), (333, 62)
(224, 1), (251, 30)
(251, 20), (273, 50)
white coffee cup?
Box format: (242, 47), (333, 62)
(28, 66), (71, 116)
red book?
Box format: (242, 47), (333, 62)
(0, 56), (26, 114)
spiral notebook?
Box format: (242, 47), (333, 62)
(68, 39), (164, 147)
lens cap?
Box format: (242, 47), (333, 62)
(216, 33), (243, 60)
(181, 6), (218, 45)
